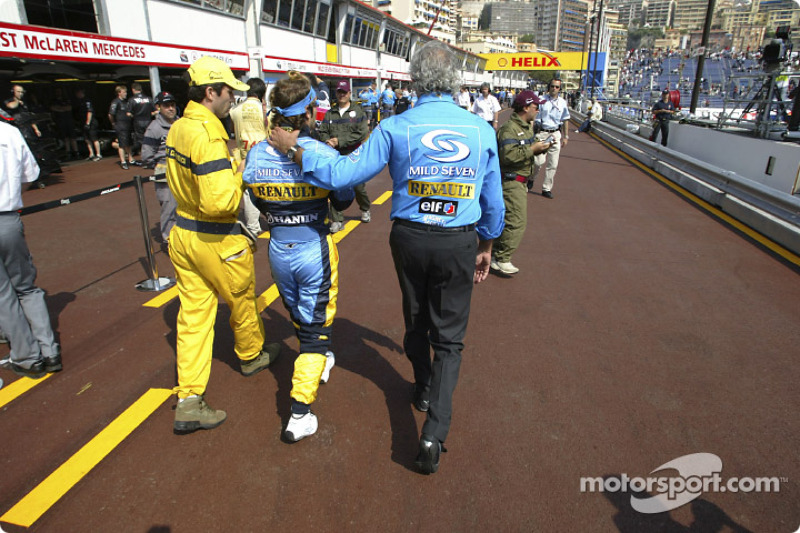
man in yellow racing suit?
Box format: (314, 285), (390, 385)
(166, 56), (280, 434)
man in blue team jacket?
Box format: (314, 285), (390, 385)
(270, 40), (505, 475)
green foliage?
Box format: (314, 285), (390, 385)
(518, 34), (536, 43)
(627, 27), (665, 50)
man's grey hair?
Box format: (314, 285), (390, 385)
(409, 40), (461, 96)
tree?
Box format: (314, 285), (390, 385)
(627, 27), (665, 50)
(519, 34), (536, 44)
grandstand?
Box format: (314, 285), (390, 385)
(617, 52), (766, 109)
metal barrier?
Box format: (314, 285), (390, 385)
(133, 175), (175, 292)
(20, 176), (176, 292)
(574, 110), (800, 256)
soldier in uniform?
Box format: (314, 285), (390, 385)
(165, 56), (280, 434)
(492, 90), (553, 275)
(318, 80), (371, 231)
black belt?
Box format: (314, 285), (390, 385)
(394, 219), (475, 233)
(542, 128), (559, 132)
(176, 215), (242, 235)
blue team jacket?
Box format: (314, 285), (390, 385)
(299, 92), (505, 241)
(243, 132), (354, 241)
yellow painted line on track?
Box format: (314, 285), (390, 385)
(0, 374), (52, 410)
(257, 284), (281, 313)
(374, 190), (392, 205)
(141, 285), (179, 308)
(0, 388), (173, 528)
(595, 134), (800, 268)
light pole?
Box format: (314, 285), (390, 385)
(590, 0), (604, 98)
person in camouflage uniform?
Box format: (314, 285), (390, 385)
(491, 90), (553, 275)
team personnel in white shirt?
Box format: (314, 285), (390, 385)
(471, 82), (501, 130)
(455, 86), (472, 109)
(528, 79), (570, 199)
(0, 122), (61, 378)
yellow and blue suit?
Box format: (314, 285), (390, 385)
(166, 100), (265, 399)
(243, 130), (353, 412)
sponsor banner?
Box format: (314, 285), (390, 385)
(0, 22), (249, 69)
(479, 52), (587, 71)
(261, 55), (411, 81)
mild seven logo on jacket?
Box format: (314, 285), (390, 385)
(408, 125), (480, 181)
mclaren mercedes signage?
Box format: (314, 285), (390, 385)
(0, 22), (249, 70)
(479, 52), (587, 71)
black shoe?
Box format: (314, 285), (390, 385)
(10, 360), (47, 379)
(130, 160), (142, 166)
(412, 385), (430, 412)
(542, 190), (553, 199)
(120, 162), (129, 170)
(43, 353), (62, 373)
(415, 434), (445, 475)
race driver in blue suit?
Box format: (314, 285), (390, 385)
(270, 41), (505, 474)
(243, 71), (354, 442)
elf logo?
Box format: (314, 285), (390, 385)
(419, 199), (458, 217)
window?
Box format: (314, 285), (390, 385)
(382, 26), (409, 57)
(342, 8), (381, 49)
(166, 0), (244, 16)
(316, 0), (330, 37)
(262, 0), (277, 23)
(291, 0), (305, 30)
(278, 0), (292, 27)
(23, 0), (98, 33)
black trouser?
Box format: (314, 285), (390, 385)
(651, 119), (670, 146)
(389, 221), (476, 443)
(133, 120), (150, 153)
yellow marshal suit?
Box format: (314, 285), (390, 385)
(166, 100), (265, 399)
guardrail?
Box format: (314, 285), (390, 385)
(573, 109), (800, 257)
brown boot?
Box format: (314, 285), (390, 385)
(173, 396), (226, 434)
(240, 342), (281, 377)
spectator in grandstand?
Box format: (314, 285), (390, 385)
(165, 56), (281, 435)
(650, 90), (675, 147)
(528, 78), (570, 199)
(142, 91), (178, 245)
(269, 40), (505, 475)
(128, 82), (155, 163)
(108, 85), (135, 169)
(472, 82), (501, 130)
(75, 88), (101, 161)
(229, 77), (269, 236)
(243, 71), (354, 442)
(0, 121), (62, 378)
(318, 79), (371, 230)
(492, 90), (553, 276)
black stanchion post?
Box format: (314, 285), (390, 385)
(133, 175), (175, 292)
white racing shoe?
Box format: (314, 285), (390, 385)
(285, 412), (318, 442)
(320, 351), (335, 384)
